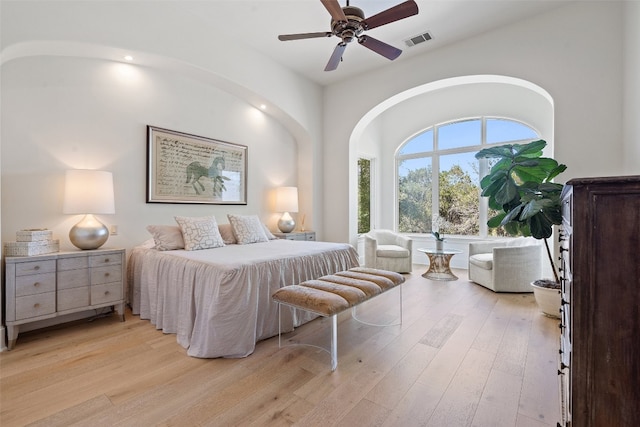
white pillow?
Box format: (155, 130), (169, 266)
(174, 215), (225, 250)
(262, 224), (277, 240)
(146, 225), (185, 251)
(227, 214), (269, 244)
(218, 223), (237, 244)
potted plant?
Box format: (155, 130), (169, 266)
(475, 139), (567, 317)
(431, 231), (445, 251)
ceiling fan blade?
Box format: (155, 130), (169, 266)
(362, 0), (419, 30)
(320, 0), (348, 22)
(278, 32), (333, 41)
(358, 35), (402, 61)
(325, 43), (348, 71)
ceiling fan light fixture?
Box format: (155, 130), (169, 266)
(279, 0), (419, 71)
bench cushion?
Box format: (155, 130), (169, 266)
(272, 267), (405, 316)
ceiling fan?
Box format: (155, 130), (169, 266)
(278, 0), (419, 71)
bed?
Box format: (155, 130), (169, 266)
(127, 238), (359, 358)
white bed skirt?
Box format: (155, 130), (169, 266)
(127, 240), (359, 358)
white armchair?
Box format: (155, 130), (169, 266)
(364, 229), (412, 273)
(468, 238), (542, 292)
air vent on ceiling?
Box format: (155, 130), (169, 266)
(405, 31), (433, 47)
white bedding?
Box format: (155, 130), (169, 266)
(127, 239), (359, 358)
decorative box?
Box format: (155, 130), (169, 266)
(16, 228), (54, 242)
(4, 240), (60, 257)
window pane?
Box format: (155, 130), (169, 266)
(486, 118), (537, 144)
(398, 157), (432, 233)
(437, 152), (480, 236)
(438, 120), (481, 150)
(357, 158), (371, 234)
(399, 129), (433, 155)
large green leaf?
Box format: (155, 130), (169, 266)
(504, 221), (521, 236)
(475, 145), (514, 159)
(512, 166), (547, 183)
(529, 213), (553, 239)
(501, 204), (523, 225)
(538, 182), (564, 192)
(488, 197), (502, 210)
(481, 176), (505, 198)
(513, 159), (540, 167)
(542, 205), (563, 225)
(518, 199), (540, 220)
(495, 179), (518, 205)
(547, 164), (568, 181)
(514, 139), (546, 157)
(487, 212), (506, 228)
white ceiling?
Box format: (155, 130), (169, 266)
(173, 0), (566, 86)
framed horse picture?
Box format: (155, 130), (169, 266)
(146, 126), (247, 204)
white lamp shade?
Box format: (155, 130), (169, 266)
(63, 170), (115, 214)
(274, 186), (298, 213)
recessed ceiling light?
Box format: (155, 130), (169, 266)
(124, 55), (134, 61)
(260, 104), (267, 110)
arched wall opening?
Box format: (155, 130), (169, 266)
(1, 42), (320, 248)
(348, 75), (555, 267)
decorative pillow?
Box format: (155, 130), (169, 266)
(174, 215), (225, 250)
(146, 225), (185, 251)
(262, 223), (277, 240)
(218, 223), (237, 245)
(227, 214), (269, 244)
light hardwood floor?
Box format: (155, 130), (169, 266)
(0, 266), (561, 426)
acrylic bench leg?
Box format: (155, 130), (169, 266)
(278, 303), (282, 349)
(330, 314), (338, 371)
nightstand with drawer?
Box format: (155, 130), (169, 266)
(272, 231), (316, 241)
(4, 248), (125, 349)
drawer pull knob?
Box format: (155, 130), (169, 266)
(34, 303), (40, 308)
(104, 258), (110, 263)
(104, 272), (110, 277)
(33, 282), (40, 287)
(34, 265), (40, 270)
(104, 291), (110, 295)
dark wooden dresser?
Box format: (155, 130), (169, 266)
(558, 175), (640, 426)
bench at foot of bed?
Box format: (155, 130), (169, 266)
(271, 267), (405, 371)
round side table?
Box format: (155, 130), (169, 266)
(417, 248), (462, 281)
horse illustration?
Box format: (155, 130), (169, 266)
(185, 156), (230, 196)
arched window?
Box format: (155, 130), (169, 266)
(396, 117), (539, 237)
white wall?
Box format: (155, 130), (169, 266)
(623, 0), (640, 174)
(0, 0), (325, 237)
(1, 56), (298, 250)
(325, 1), (626, 244)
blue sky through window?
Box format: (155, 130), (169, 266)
(486, 118), (537, 143)
(438, 120), (481, 150)
(399, 129), (432, 155)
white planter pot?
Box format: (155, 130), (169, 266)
(531, 282), (561, 318)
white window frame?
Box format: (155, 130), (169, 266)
(396, 116), (540, 238)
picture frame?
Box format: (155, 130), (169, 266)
(147, 126), (247, 204)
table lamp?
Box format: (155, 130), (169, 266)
(275, 186), (298, 233)
(63, 170), (115, 250)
